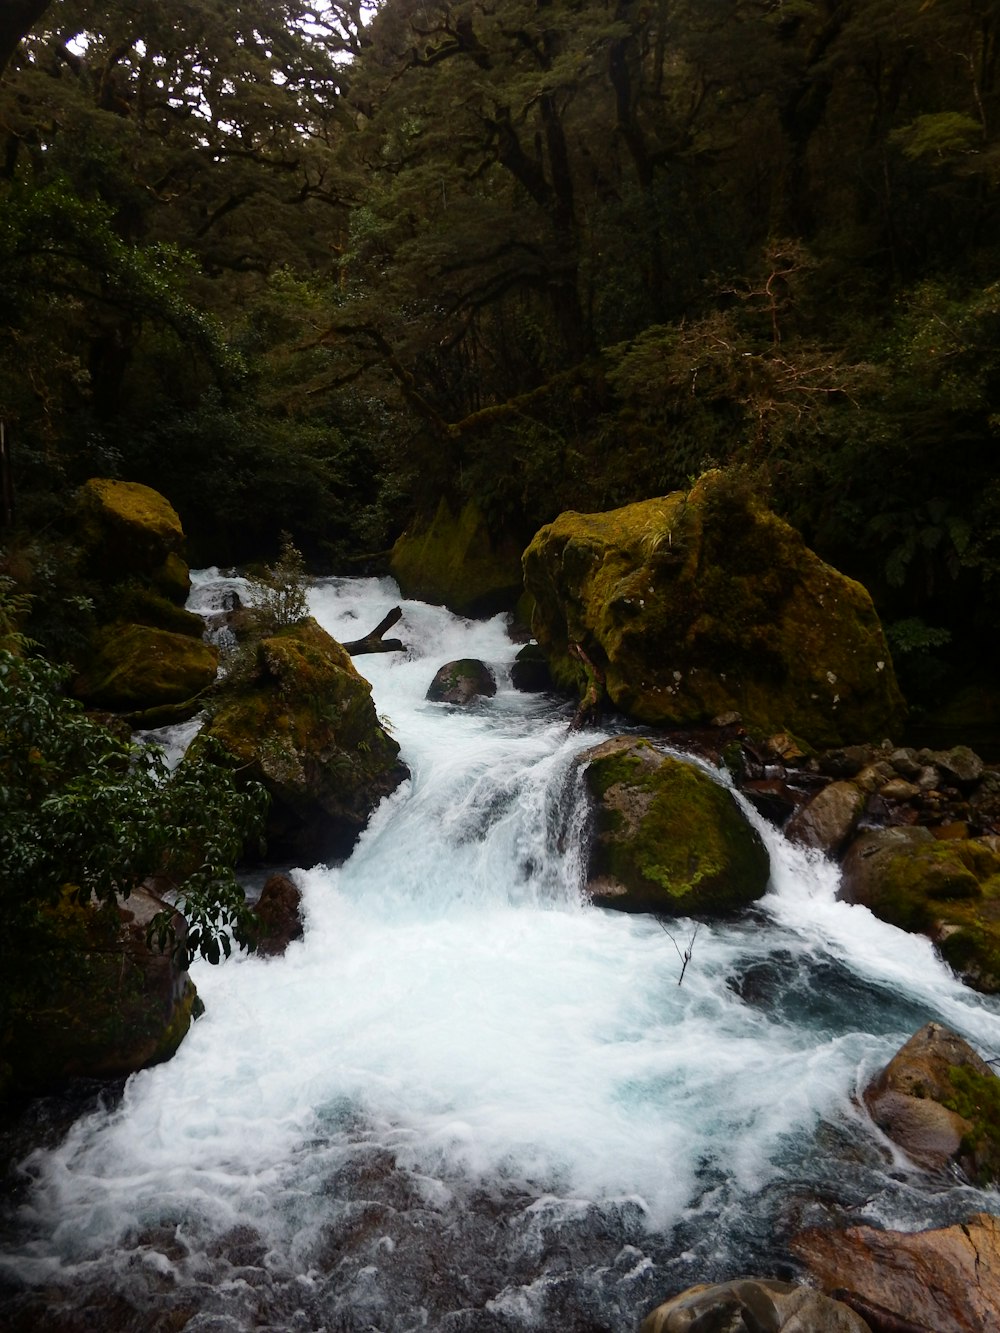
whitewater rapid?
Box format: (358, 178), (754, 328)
(3, 572), (1000, 1330)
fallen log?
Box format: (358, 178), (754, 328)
(342, 606), (405, 656)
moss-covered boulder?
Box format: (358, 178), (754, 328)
(201, 617), (408, 862)
(840, 827), (1000, 992)
(426, 658), (497, 705)
(74, 477), (191, 604)
(390, 498), (524, 616)
(862, 1022), (1000, 1184)
(582, 736), (770, 916)
(523, 471), (905, 748)
(73, 622), (218, 713)
(2, 886), (199, 1099)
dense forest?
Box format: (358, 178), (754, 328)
(1, 0), (999, 710)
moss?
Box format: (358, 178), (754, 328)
(75, 478), (187, 585)
(202, 618), (405, 860)
(114, 584), (205, 637)
(585, 739), (769, 916)
(391, 498), (524, 616)
(73, 622), (219, 710)
(944, 1065), (1000, 1185)
(524, 471), (906, 748)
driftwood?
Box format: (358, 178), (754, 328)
(342, 606), (405, 656)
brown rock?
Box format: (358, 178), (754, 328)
(640, 1277), (872, 1332)
(253, 873), (304, 957)
(791, 1213), (1000, 1333)
(785, 779), (866, 854)
(862, 1022), (1000, 1181)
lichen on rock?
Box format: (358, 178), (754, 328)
(523, 470), (906, 748)
(581, 735), (770, 916)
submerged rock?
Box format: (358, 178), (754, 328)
(522, 470), (905, 748)
(202, 617), (407, 863)
(839, 828), (1000, 992)
(640, 1277), (871, 1332)
(863, 1022), (1000, 1184)
(792, 1212), (1000, 1333)
(426, 658), (497, 705)
(390, 497), (524, 616)
(581, 736), (770, 916)
(3, 886), (199, 1097)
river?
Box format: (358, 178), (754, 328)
(2, 572), (999, 1331)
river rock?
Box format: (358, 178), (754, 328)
(390, 497), (524, 616)
(510, 642), (552, 692)
(862, 1022), (1000, 1183)
(522, 470), (905, 749)
(201, 617), (408, 863)
(640, 1278), (872, 1332)
(839, 827), (1000, 993)
(582, 736), (770, 916)
(253, 873), (304, 957)
(791, 1212), (1000, 1333)
(785, 779), (867, 854)
(74, 476), (192, 603)
(426, 658), (497, 705)
(73, 622), (219, 714)
(3, 886), (200, 1097)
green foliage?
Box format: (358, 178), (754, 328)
(0, 648), (268, 991)
(245, 534), (310, 634)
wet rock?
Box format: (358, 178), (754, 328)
(791, 1212), (1000, 1333)
(426, 658), (497, 705)
(925, 745), (984, 788)
(523, 471), (905, 749)
(862, 1022), (1000, 1183)
(839, 828), (1000, 993)
(202, 618), (408, 863)
(879, 778), (920, 802)
(253, 873), (304, 957)
(786, 779), (867, 855)
(510, 642), (552, 693)
(640, 1277), (872, 1332)
(581, 736), (769, 917)
(820, 744), (881, 779)
(741, 777), (804, 825)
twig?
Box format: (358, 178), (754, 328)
(657, 919), (701, 985)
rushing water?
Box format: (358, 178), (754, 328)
(3, 573), (1000, 1332)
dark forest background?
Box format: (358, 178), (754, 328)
(2, 0), (999, 712)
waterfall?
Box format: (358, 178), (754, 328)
(2, 572), (999, 1332)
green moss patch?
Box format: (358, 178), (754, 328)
(944, 1065), (1000, 1185)
(584, 737), (769, 916)
(391, 498), (524, 616)
(74, 622), (219, 710)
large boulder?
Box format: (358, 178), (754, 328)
(390, 498), (524, 616)
(522, 472), (905, 748)
(201, 617), (408, 862)
(582, 736), (770, 916)
(791, 1212), (1000, 1333)
(839, 828), (1000, 992)
(74, 477), (191, 603)
(2, 886), (200, 1098)
(862, 1022), (1000, 1184)
(640, 1279), (871, 1332)
(73, 622), (218, 713)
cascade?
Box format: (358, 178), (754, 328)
(2, 572), (999, 1332)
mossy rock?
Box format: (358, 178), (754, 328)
(74, 478), (191, 603)
(201, 617), (408, 862)
(114, 583), (206, 638)
(523, 471), (906, 748)
(2, 886), (199, 1098)
(73, 622), (219, 711)
(863, 1022), (1000, 1185)
(390, 497), (524, 616)
(841, 828), (1000, 992)
(581, 736), (770, 916)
